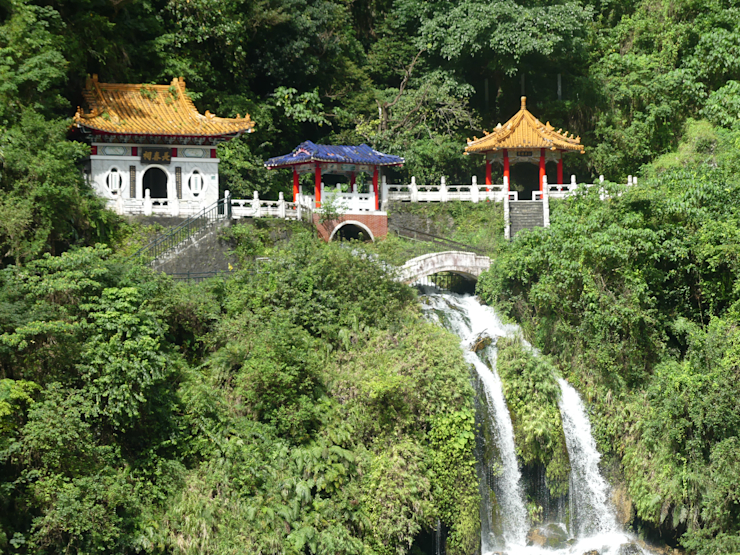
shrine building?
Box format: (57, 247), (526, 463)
(74, 75), (254, 216)
(465, 97), (584, 197)
(265, 140), (404, 210)
(264, 141), (403, 240)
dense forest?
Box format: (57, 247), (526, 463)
(2, 0), (740, 553)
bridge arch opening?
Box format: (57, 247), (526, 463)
(415, 271), (477, 295)
(329, 221), (374, 242)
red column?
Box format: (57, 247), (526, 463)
(485, 159), (492, 191)
(350, 172), (356, 192)
(539, 148), (546, 191)
(503, 149), (510, 191)
(557, 154), (563, 185)
(293, 168), (299, 201)
(372, 167), (379, 211)
(315, 163), (322, 208)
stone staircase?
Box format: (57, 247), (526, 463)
(509, 201), (544, 236)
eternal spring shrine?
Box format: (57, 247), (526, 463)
(75, 77), (630, 241)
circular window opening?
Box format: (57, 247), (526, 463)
(143, 167), (168, 198)
(106, 168), (122, 195)
(188, 170), (203, 197)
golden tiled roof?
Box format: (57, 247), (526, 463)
(466, 97), (584, 154)
(74, 75), (255, 138)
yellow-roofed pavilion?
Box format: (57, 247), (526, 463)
(466, 97), (584, 191)
(73, 75), (254, 217)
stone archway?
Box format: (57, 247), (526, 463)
(329, 220), (375, 242)
(143, 167), (168, 198)
(398, 251), (491, 284)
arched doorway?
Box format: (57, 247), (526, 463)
(329, 221), (374, 242)
(143, 167), (168, 198)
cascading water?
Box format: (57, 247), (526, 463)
(424, 293), (528, 550)
(423, 290), (647, 555)
(557, 377), (618, 537)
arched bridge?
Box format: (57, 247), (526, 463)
(398, 251), (491, 284)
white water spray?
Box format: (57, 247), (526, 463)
(557, 377), (618, 536)
(425, 294), (528, 549)
(424, 292), (646, 555)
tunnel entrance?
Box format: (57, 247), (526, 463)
(332, 223), (374, 242)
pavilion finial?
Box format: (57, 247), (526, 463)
(521, 96), (527, 110)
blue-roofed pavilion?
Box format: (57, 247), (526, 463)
(264, 141), (404, 209)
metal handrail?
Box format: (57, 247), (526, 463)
(393, 225), (488, 255)
(133, 197), (231, 264)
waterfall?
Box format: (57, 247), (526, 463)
(557, 378), (618, 536)
(424, 294), (528, 549)
(423, 291), (643, 554)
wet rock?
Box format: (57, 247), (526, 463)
(471, 334), (492, 352)
(582, 551), (600, 555)
(526, 523), (569, 549)
(612, 484), (635, 525)
(618, 543), (642, 555)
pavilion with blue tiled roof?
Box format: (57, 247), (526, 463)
(264, 140), (404, 210)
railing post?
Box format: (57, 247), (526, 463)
(570, 175), (577, 190)
(627, 175), (633, 186)
(278, 191), (286, 219)
(471, 175), (479, 203)
(296, 193), (302, 220)
(225, 189), (232, 219)
(599, 175), (604, 183)
(171, 195), (180, 217)
(504, 176), (510, 240)
(253, 191), (261, 217)
(440, 176), (448, 202)
(410, 176), (418, 203)
(144, 189), (152, 215)
(543, 175), (550, 228)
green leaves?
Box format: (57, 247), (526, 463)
(417, 0), (593, 75)
(78, 287), (171, 431)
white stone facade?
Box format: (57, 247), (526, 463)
(88, 143), (220, 216)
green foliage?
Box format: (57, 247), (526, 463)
(77, 287), (172, 431)
(496, 338), (570, 497)
(428, 410), (480, 555)
(701, 80), (740, 130)
(365, 441), (435, 555)
(228, 232), (415, 346)
(477, 123), (740, 548)
(417, 0), (593, 76)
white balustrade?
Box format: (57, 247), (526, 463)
(196, 172), (631, 225)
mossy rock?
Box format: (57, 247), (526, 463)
(526, 522), (569, 548)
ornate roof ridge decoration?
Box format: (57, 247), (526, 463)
(465, 97), (584, 154)
(265, 140), (404, 168)
(74, 75), (255, 138)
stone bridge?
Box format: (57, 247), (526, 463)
(398, 251), (491, 284)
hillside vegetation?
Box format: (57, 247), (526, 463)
(0, 236), (481, 554)
(477, 122), (740, 553)
(2, 0), (740, 553)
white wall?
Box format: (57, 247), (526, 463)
(89, 143), (220, 210)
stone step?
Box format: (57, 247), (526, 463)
(509, 201), (544, 236)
